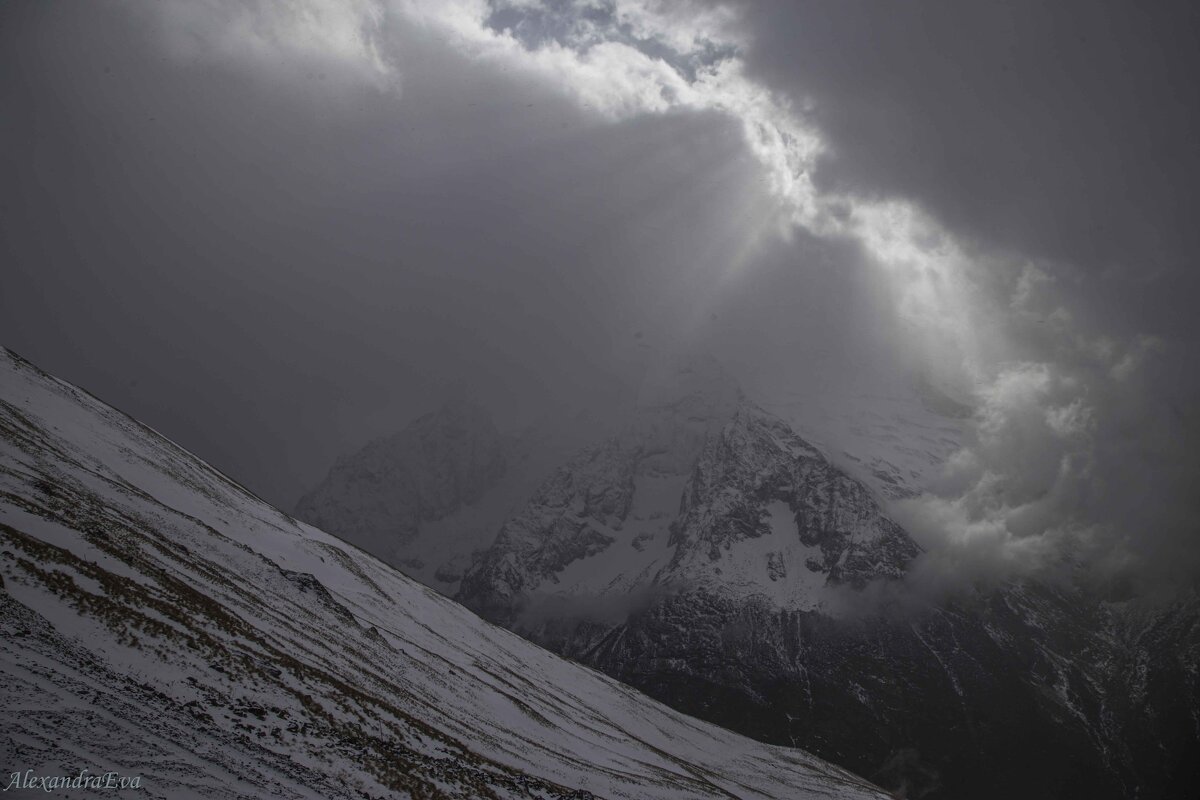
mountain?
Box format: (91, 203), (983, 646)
(295, 353), (1200, 798)
(455, 354), (916, 625)
(456, 392), (918, 631)
(0, 347), (893, 799)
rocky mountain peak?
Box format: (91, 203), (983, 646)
(457, 387), (919, 630)
(660, 405), (919, 603)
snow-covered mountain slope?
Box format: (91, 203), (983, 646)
(0, 348), (892, 800)
(457, 356), (916, 628)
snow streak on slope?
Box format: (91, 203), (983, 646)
(0, 348), (888, 800)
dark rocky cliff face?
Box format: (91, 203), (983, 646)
(659, 406), (920, 589)
(580, 585), (1200, 800)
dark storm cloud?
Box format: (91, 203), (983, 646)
(734, 0), (1200, 340)
(700, 0), (1200, 590)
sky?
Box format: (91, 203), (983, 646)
(2, 0), (1198, 594)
